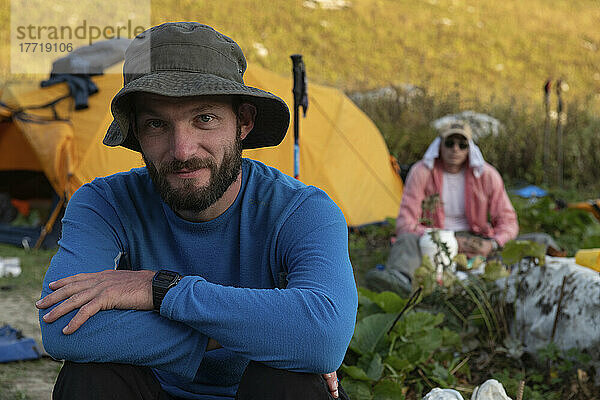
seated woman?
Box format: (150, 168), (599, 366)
(365, 121), (519, 295)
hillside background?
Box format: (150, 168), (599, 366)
(0, 0), (599, 190)
(1, 0), (599, 105)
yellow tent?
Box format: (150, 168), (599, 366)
(0, 65), (402, 231)
(244, 66), (403, 226)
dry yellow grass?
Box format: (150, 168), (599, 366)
(0, 0), (599, 109)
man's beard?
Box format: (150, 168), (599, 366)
(143, 127), (243, 215)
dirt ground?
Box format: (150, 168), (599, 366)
(0, 286), (59, 400)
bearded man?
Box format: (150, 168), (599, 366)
(37, 22), (356, 400)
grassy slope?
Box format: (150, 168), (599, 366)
(0, 0), (599, 108)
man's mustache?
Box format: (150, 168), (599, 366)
(159, 158), (216, 174)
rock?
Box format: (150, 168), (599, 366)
(348, 84), (425, 105)
(302, 0), (351, 10)
(498, 256), (600, 382)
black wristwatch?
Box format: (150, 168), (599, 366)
(152, 270), (182, 311)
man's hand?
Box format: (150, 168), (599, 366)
(36, 269), (156, 335)
(322, 371), (339, 398)
(457, 236), (494, 258)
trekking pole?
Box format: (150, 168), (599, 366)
(291, 54), (308, 180)
(555, 79), (564, 187)
(542, 79), (551, 185)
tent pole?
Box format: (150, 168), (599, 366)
(34, 196), (65, 250)
(542, 79), (551, 185)
(291, 54), (308, 180)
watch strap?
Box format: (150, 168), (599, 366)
(152, 270), (182, 311)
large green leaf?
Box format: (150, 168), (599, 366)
(429, 361), (456, 386)
(371, 291), (407, 313)
(341, 365), (371, 381)
(440, 327), (462, 348)
(482, 260), (510, 281)
(350, 313), (397, 354)
(502, 240), (546, 266)
(373, 380), (405, 400)
(365, 353), (384, 381)
(358, 288), (378, 304)
(395, 312), (444, 336)
(357, 288), (394, 320)
(412, 328), (444, 354)
(384, 354), (415, 373)
(358, 289), (407, 314)
(341, 379), (373, 400)
(394, 343), (426, 365)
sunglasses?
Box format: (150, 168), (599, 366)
(444, 138), (469, 150)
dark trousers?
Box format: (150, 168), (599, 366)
(53, 360), (349, 400)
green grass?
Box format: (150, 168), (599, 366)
(1, 0), (599, 108)
(0, 244), (55, 292)
(0, 358), (61, 400)
(0, 245), (58, 400)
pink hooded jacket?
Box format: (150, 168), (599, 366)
(396, 158), (518, 246)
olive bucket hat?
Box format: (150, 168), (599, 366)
(103, 22), (290, 151)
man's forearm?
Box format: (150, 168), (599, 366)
(160, 277), (357, 373)
(39, 258), (208, 379)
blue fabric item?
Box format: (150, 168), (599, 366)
(0, 325), (42, 363)
(40, 159), (358, 400)
(512, 185), (548, 198)
(40, 74), (98, 110)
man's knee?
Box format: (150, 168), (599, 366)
(53, 361), (168, 400)
(236, 361), (333, 400)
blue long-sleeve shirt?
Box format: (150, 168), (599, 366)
(39, 158), (358, 399)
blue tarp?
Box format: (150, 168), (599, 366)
(0, 223), (60, 249)
(512, 185), (548, 198)
(0, 325), (42, 363)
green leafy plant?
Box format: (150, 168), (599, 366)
(341, 289), (464, 399)
(511, 196), (600, 256)
(501, 240), (546, 266)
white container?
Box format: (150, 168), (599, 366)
(0, 257), (22, 278)
(419, 229), (458, 273)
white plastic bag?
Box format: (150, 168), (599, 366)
(422, 388), (464, 400)
(471, 379), (512, 400)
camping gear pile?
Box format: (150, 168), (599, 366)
(0, 40), (403, 248)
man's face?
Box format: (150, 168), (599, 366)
(440, 133), (469, 171)
(134, 94), (250, 214)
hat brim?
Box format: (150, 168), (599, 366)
(103, 71), (290, 151)
(440, 129), (471, 140)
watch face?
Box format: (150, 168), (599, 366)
(154, 270), (180, 286)
(152, 270), (181, 311)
